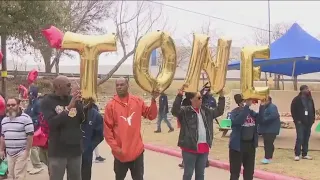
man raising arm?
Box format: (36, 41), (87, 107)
(104, 77), (158, 180)
(40, 75), (83, 180)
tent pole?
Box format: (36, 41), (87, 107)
(292, 61), (297, 90)
(268, 0), (271, 45)
(291, 61), (296, 78)
(264, 72), (267, 86)
(1, 34), (7, 98)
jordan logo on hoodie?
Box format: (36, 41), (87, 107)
(120, 112), (135, 126)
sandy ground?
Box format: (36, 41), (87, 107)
(216, 121), (320, 150)
(25, 142), (259, 180)
(141, 119), (320, 180)
(257, 124), (320, 150)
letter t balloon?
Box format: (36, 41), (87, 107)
(61, 32), (117, 101)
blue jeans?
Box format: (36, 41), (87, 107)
(182, 151), (208, 180)
(294, 122), (312, 156)
(156, 112), (173, 130)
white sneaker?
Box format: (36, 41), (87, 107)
(302, 155), (313, 160)
(294, 156), (300, 161)
(29, 167), (44, 175)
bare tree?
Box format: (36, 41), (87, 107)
(50, 1), (114, 74)
(98, 1), (169, 85)
(171, 20), (221, 79)
(254, 22), (291, 45)
(8, 1), (114, 73)
(253, 22), (292, 89)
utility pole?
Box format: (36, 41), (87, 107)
(268, 0), (271, 45)
(1, 34), (7, 98)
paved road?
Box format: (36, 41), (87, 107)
(27, 143), (258, 180)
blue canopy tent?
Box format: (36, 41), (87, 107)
(228, 23), (320, 76)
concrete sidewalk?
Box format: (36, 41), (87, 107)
(26, 143), (259, 180)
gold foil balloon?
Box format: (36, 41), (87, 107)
(133, 31), (176, 93)
(61, 32), (117, 101)
(253, 66), (261, 80)
(240, 46), (270, 100)
(183, 34), (232, 93)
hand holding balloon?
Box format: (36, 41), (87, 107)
(151, 91), (160, 100)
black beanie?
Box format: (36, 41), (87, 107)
(234, 94), (243, 105)
(300, 85), (308, 91)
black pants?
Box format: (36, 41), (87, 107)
(229, 142), (255, 180)
(262, 133), (277, 159)
(114, 152), (144, 180)
(294, 122), (312, 156)
(181, 159), (209, 165)
(81, 157), (93, 180)
(50, 156), (82, 180)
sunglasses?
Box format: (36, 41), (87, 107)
(7, 104), (17, 107)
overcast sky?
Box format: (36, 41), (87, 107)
(160, 1), (320, 46)
(7, 1), (320, 66)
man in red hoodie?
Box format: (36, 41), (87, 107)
(104, 77), (159, 180)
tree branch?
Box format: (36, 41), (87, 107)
(98, 1), (170, 86)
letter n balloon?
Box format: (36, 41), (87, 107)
(183, 34), (232, 93)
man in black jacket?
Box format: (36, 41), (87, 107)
(291, 85), (315, 161)
(40, 75), (83, 180)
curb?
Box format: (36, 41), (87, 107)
(144, 144), (302, 180)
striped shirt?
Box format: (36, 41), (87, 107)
(1, 113), (34, 156)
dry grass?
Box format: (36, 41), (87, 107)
(141, 121), (320, 180)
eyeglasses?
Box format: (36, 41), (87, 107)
(7, 104), (17, 107)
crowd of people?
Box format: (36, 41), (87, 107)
(0, 74), (315, 180)
(0, 76), (106, 180)
(152, 84), (314, 180)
